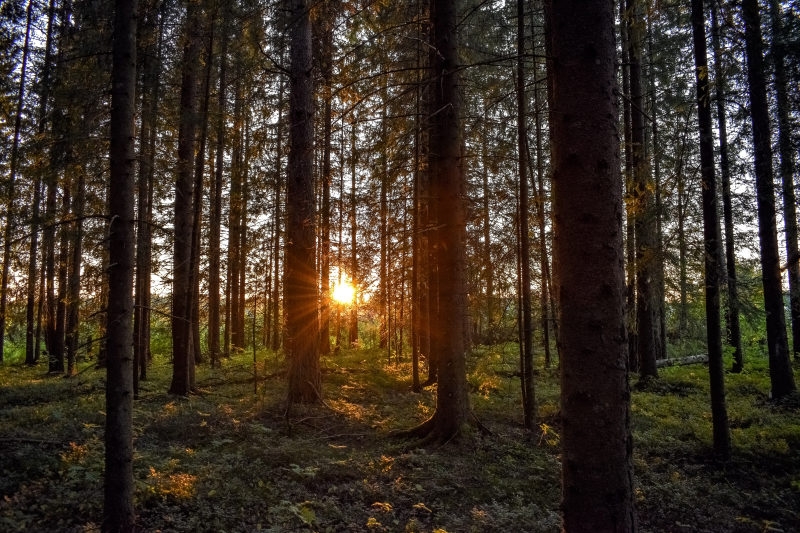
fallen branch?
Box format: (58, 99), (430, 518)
(656, 354), (708, 368)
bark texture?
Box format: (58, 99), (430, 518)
(548, 0), (636, 528)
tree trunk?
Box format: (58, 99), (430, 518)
(741, 0), (796, 398)
(517, 0), (535, 429)
(548, 0), (636, 528)
(690, 0), (731, 458)
(710, 3), (743, 373)
(228, 76), (243, 353)
(65, 169), (84, 376)
(189, 15), (215, 366)
(619, 0), (636, 372)
(421, 0), (470, 442)
(55, 184), (71, 373)
(271, 77), (285, 353)
(103, 0), (137, 528)
(286, 0), (320, 404)
(26, 0), (56, 366)
(628, 0), (658, 378)
(209, 4), (228, 365)
(0, 0), (32, 363)
(169, 0), (201, 396)
(769, 0), (800, 362)
(319, 6), (334, 356)
(349, 119), (358, 347)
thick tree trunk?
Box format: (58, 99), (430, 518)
(169, 0), (201, 396)
(548, 0), (636, 528)
(424, 0), (470, 441)
(103, 0), (137, 528)
(690, 0), (731, 459)
(769, 0), (800, 361)
(710, 3), (743, 373)
(286, 0), (320, 404)
(741, 0), (796, 398)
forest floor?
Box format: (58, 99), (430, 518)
(1, 345), (799, 532)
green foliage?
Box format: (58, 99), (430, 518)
(1, 346), (799, 531)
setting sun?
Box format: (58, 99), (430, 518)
(331, 279), (356, 305)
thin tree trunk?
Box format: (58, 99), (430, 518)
(517, 0), (535, 429)
(104, 0), (137, 527)
(26, 0), (56, 366)
(0, 0), (33, 363)
(349, 119), (358, 347)
(620, 0), (636, 372)
(209, 5), (228, 365)
(319, 8), (334, 356)
(271, 78), (285, 353)
(710, 2), (744, 373)
(189, 15), (215, 366)
(628, 0), (658, 378)
(741, 0), (796, 398)
(169, 0), (201, 396)
(769, 0), (800, 361)
(690, 0), (731, 459)
(65, 170), (84, 376)
(55, 184), (71, 373)
(228, 75), (243, 353)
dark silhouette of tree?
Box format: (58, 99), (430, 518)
(286, 0), (320, 404)
(741, 0), (796, 399)
(548, 0), (636, 528)
(690, 0), (731, 459)
(103, 0), (137, 527)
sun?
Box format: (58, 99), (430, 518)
(331, 279), (356, 305)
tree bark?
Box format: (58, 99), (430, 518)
(548, 0), (636, 528)
(769, 0), (800, 362)
(690, 0), (731, 459)
(272, 77), (285, 353)
(65, 169), (85, 376)
(422, 0), (470, 441)
(517, 0), (535, 430)
(27, 0), (56, 365)
(286, 0), (320, 404)
(349, 119), (358, 347)
(209, 3), (229, 365)
(103, 0), (137, 528)
(741, 0), (796, 398)
(628, 0), (658, 378)
(710, 3), (743, 373)
(169, 0), (201, 396)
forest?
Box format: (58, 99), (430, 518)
(0, 0), (799, 531)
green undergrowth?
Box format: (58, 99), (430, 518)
(1, 347), (798, 532)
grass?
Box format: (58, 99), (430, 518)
(1, 345), (799, 532)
